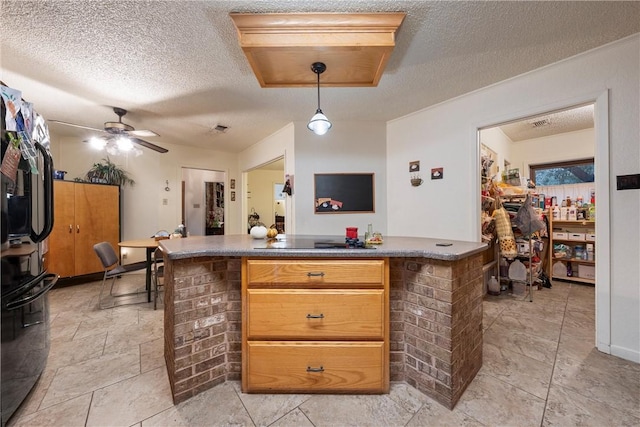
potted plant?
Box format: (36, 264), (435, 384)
(85, 157), (135, 187)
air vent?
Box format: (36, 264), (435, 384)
(530, 118), (551, 128)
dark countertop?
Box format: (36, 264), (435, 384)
(159, 234), (487, 261)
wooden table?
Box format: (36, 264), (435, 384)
(118, 238), (159, 302)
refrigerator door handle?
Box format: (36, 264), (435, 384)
(30, 142), (54, 243)
(4, 273), (58, 311)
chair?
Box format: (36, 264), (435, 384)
(152, 247), (164, 310)
(93, 242), (146, 309)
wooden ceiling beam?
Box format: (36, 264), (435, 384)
(230, 12), (406, 88)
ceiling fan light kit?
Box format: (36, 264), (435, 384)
(49, 107), (168, 154)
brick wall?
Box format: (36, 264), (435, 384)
(397, 254), (483, 409)
(164, 256), (241, 404)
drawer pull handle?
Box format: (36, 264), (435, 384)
(306, 272), (325, 277)
(306, 313), (324, 319)
(306, 366), (324, 373)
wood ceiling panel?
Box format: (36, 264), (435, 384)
(230, 12), (405, 88)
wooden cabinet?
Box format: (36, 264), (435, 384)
(242, 258), (389, 393)
(549, 217), (595, 284)
(48, 181), (120, 278)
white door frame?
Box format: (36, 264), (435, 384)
(473, 90), (611, 354)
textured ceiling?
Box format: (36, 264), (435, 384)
(499, 104), (595, 142)
(1, 1), (638, 154)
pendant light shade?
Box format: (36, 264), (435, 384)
(307, 62), (332, 135)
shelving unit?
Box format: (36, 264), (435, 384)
(549, 217), (595, 284)
(495, 194), (547, 302)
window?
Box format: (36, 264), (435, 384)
(530, 158), (594, 186)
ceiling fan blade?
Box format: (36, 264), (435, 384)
(131, 137), (168, 153)
(127, 129), (159, 138)
(48, 119), (106, 133)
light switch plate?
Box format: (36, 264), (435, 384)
(616, 174), (640, 190)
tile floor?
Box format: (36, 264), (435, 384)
(7, 273), (640, 426)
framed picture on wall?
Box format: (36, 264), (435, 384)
(314, 173), (375, 213)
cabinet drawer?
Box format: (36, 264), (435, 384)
(245, 341), (386, 393)
(246, 289), (384, 340)
(246, 259), (384, 286)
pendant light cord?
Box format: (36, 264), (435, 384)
(316, 70), (321, 112)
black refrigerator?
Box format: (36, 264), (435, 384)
(0, 85), (57, 426)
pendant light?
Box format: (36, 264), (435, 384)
(307, 62), (332, 135)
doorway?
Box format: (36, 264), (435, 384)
(245, 157), (285, 233)
(181, 167), (226, 236)
(477, 96), (611, 354)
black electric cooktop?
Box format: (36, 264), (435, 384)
(259, 237), (375, 250)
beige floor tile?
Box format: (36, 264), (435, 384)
(140, 337), (166, 373)
(47, 332), (107, 370)
(495, 311), (562, 342)
(482, 341), (554, 399)
(104, 317), (164, 355)
(406, 397), (485, 426)
(40, 349), (140, 409)
(454, 371), (545, 427)
(8, 393), (92, 427)
(556, 331), (597, 361)
(502, 298), (566, 323)
(561, 310), (595, 339)
(72, 309), (141, 340)
(483, 322), (559, 365)
(552, 351), (640, 417)
(482, 298), (506, 331)
(269, 407), (314, 426)
(387, 382), (431, 414)
(87, 367), (174, 427)
(543, 384), (640, 427)
(404, 384), (482, 427)
(299, 392), (414, 426)
(141, 382), (254, 426)
(236, 389), (312, 426)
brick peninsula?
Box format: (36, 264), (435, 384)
(159, 234), (487, 409)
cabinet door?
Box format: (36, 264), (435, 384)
(48, 181), (76, 278)
(74, 183), (120, 276)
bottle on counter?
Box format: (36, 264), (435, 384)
(365, 223), (373, 242)
(552, 204), (560, 220)
(488, 275), (500, 296)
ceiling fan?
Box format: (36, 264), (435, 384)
(49, 107), (168, 153)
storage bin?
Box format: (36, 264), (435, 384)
(552, 261), (567, 277)
(578, 264), (595, 280)
(586, 233), (596, 242)
(568, 233), (586, 241)
(553, 232), (568, 239)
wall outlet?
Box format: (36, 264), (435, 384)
(162, 198), (168, 205)
(122, 253), (127, 259)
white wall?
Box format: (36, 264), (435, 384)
(293, 121), (387, 237)
(53, 138), (239, 263)
(238, 123), (295, 234)
(510, 128), (595, 176)
(387, 35), (640, 362)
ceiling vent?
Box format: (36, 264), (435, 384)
(530, 118), (551, 128)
